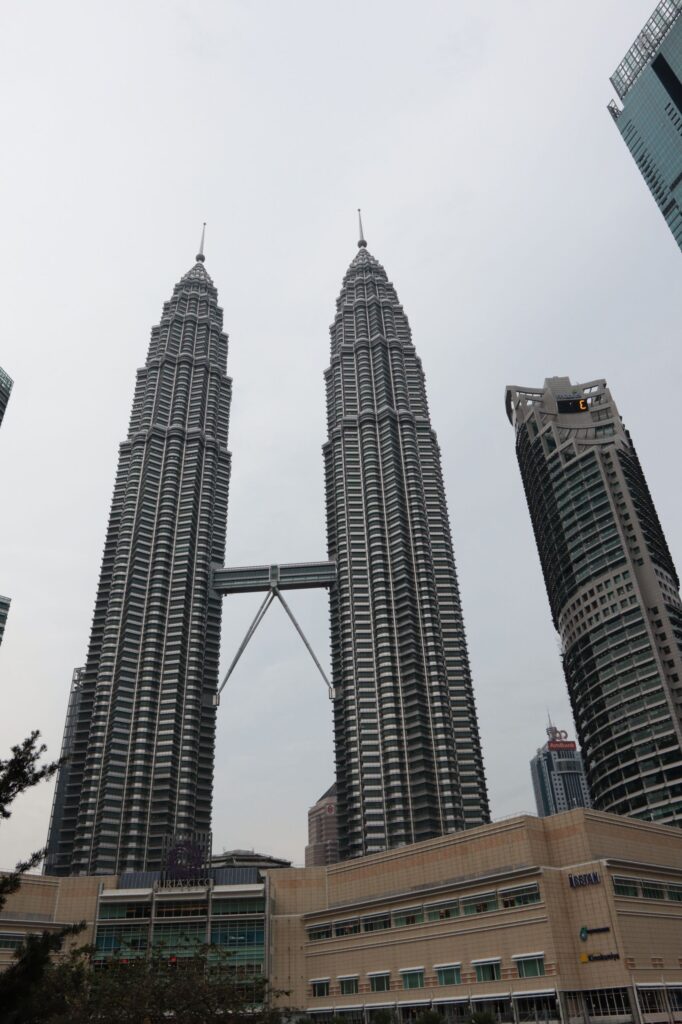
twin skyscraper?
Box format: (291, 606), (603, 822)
(45, 212), (682, 876)
(46, 228), (490, 876)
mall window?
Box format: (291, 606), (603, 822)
(515, 955), (545, 978)
(155, 901), (207, 918)
(369, 973), (391, 992)
(99, 902), (150, 920)
(613, 876), (639, 897)
(462, 892), (498, 916)
(500, 884), (540, 908)
(339, 977), (359, 995)
(641, 880), (665, 900)
(426, 900), (459, 921)
(311, 980), (330, 997)
(401, 969), (425, 990)
(212, 897), (265, 915)
(96, 925), (149, 955)
(436, 965), (461, 986)
(393, 909), (424, 928)
(0, 935), (23, 950)
(639, 990), (665, 1014)
(335, 920), (360, 937)
(583, 988), (631, 1017)
(474, 960), (501, 983)
(363, 914), (390, 932)
(308, 925), (332, 941)
(210, 919), (264, 962)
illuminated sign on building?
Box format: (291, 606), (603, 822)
(557, 398), (588, 413)
(548, 740), (577, 751)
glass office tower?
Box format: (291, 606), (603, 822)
(530, 723), (591, 818)
(325, 230), (489, 859)
(47, 245), (233, 874)
(608, 0), (682, 251)
(506, 377), (682, 827)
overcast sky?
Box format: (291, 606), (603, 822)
(1, 0), (680, 870)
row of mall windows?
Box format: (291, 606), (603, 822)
(310, 956), (545, 997)
(307, 883), (540, 941)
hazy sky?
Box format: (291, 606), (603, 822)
(1, 0), (680, 869)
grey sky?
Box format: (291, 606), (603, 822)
(1, 1), (680, 869)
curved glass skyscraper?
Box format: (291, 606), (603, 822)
(325, 232), (489, 859)
(507, 376), (682, 827)
(47, 245), (232, 874)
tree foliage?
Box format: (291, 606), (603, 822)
(2, 946), (288, 1024)
(0, 731), (60, 911)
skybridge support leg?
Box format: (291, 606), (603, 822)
(214, 590), (275, 705)
(213, 584), (333, 706)
(274, 588), (333, 699)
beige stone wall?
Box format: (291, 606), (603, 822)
(0, 872), (116, 967)
(267, 809), (682, 1012)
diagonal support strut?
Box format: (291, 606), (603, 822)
(213, 585), (332, 706)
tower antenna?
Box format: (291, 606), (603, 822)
(197, 222), (206, 263)
(357, 208), (367, 248)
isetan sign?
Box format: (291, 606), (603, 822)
(569, 871), (601, 888)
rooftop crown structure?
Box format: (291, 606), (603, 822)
(46, 235), (232, 874)
(325, 220), (489, 857)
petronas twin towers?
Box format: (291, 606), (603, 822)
(47, 227), (488, 875)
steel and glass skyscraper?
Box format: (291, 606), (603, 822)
(608, 0), (682, 252)
(507, 377), (682, 827)
(325, 227), (489, 859)
(530, 722), (591, 818)
(47, 241), (232, 875)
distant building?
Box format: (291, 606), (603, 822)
(305, 783), (339, 866)
(608, 0), (682, 251)
(0, 366), (12, 429)
(0, 595), (10, 648)
(44, 669), (85, 874)
(530, 723), (591, 817)
(211, 849), (291, 870)
(506, 377), (682, 828)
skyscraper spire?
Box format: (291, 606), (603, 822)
(197, 221), (206, 263)
(357, 208), (367, 248)
(325, 240), (489, 859)
(47, 249), (233, 875)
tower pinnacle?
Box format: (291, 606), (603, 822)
(196, 222), (206, 263)
(357, 209), (367, 248)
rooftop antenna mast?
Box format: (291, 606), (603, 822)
(357, 208), (367, 248)
(196, 222), (206, 263)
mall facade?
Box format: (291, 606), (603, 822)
(2, 809), (682, 1023)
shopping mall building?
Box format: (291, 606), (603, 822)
(2, 809), (681, 1023)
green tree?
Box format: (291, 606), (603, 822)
(0, 732), (60, 911)
(21, 947), (289, 1024)
(0, 732), (85, 1024)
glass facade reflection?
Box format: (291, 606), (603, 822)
(608, 1), (682, 251)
